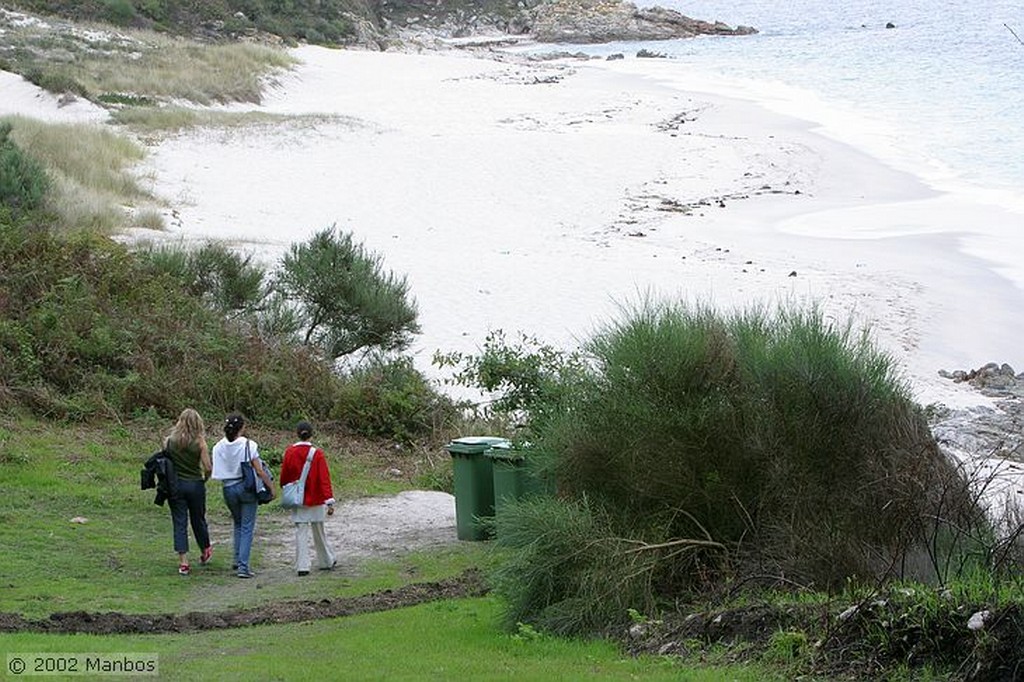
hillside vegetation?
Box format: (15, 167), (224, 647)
(4, 0), (528, 45)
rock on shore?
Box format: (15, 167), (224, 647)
(382, 0), (755, 47)
(529, 0), (757, 43)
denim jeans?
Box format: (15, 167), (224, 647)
(222, 481), (258, 573)
(169, 478), (210, 555)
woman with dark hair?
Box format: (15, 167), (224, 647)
(164, 408), (213, 576)
(211, 413), (274, 579)
(280, 420), (336, 576)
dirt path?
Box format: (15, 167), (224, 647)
(0, 570), (486, 634)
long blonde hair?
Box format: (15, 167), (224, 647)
(168, 408), (205, 449)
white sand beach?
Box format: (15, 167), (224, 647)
(4, 45), (1023, 409)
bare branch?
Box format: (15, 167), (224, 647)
(1006, 23), (1024, 46)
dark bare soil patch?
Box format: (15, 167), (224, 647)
(0, 569), (486, 635)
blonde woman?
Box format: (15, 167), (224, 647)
(164, 408), (213, 576)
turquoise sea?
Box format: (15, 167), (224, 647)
(532, 0), (1024, 203)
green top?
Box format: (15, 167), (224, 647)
(166, 439), (203, 481)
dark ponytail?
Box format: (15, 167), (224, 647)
(224, 412), (245, 442)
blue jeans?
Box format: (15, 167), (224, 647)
(169, 478), (210, 555)
(222, 481), (258, 573)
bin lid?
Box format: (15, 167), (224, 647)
(446, 436), (510, 455)
(483, 440), (518, 460)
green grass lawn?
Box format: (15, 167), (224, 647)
(0, 417), (466, 617)
(0, 597), (785, 681)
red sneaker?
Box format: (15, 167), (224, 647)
(178, 563), (191, 576)
(200, 546), (213, 565)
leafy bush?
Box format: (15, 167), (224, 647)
(101, 0), (136, 25)
(0, 123), (50, 216)
(334, 355), (458, 443)
(276, 226), (420, 360)
(434, 329), (585, 437)
(138, 241), (266, 316)
(486, 299), (984, 634)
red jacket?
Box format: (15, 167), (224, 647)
(279, 442), (335, 507)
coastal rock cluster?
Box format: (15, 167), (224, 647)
(931, 363), (1024, 470)
(938, 361), (1024, 399)
(528, 0), (756, 43)
(383, 0), (755, 46)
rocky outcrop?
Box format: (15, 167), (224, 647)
(378, 0), (756, 48)
(528, 0), (757, 44)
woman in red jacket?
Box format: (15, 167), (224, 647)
(279, 421), (337, 576)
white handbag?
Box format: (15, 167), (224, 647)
(280, 448), (315, 509)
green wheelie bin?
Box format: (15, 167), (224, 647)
(446, 436), (509, 541)
(486, 442), (528, 518)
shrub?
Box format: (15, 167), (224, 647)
(0, 218), (335, 423)
(334, 355), (458, 443)
(487, 299), (984, 634)
(433, 329), (587, 449)
(101, 0), (136, 25)
(0, 122), (50, 215)
(138, 241), (266, 316)
(490, 496), (669, 636)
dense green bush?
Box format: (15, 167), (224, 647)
(0, 123), (50, 216)
(334, 355), (459, 443)
(0, 218), (333, 423)
(485, 300), (983, 635)
(138, 241), (266, 316)
(101, 0), (136, 25)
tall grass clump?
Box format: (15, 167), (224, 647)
(78, 40), (296, 104)
(490, 495), (669, 636)
(488, 299), (983, 635)
(1, 15), (296, 105)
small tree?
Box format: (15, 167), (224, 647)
(275, 226), (420, 360)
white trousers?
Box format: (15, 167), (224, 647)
(293, 507), (335, 572)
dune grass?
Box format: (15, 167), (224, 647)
(108, 107), (352, 135)
(1, 11), (296, 105)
